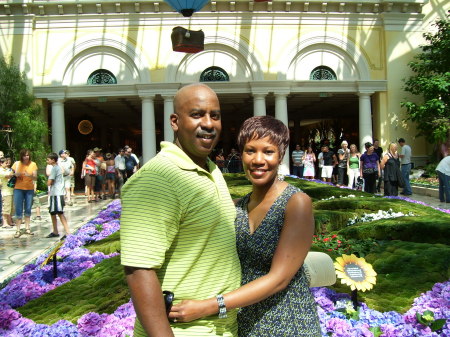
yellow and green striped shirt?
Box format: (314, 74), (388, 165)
(121, 141), (241, 337)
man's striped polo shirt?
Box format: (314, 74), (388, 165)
(121, 141), (241, 337)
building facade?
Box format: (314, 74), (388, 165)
(1, 0), (448, 172)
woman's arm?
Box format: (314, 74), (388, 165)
(380, 154), (388, 170)
(170, 193), (315, 322)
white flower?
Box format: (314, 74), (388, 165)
(347, 208), (415, 226)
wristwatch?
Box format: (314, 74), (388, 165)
(216, 294), (227, 319)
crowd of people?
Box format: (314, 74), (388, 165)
(288, 137), (414, 196)
(0, 144), (143, 238)
(80, 145), (140, 203)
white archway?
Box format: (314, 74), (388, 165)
(165, 35), (264, 82)
(48, 34), (150, 85)
(278, 34), (371, 81)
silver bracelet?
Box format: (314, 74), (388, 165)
(216, 294), (227, 319)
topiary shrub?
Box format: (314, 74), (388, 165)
(85, 231), (121, 255)
(337, 216), (450, 244)
(17, 255), (129, 325)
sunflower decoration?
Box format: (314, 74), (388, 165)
(334, 254), (377, 292)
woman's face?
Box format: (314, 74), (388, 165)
(367, 146), (374, 154)
(350, 144), (356, 152)
(22, 152), (30, 162)
(242, 136), (281, 187)
(390, 144), (397, 153)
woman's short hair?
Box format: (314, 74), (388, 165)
(19, 149), (31, 162)
(237, 116), (290, 158)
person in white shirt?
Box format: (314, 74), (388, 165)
(436, 156), (450, 203)
(114, 148), (126, 196)
(58, 150), (74, 206)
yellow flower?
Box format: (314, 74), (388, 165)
(334, 254), (377, 292)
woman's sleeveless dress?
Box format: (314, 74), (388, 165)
(235, 184), (322, 337)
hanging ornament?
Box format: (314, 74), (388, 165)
(78, 120), (94, 135)
(171, 26), (204, 53)
(164, 0), (210, 17)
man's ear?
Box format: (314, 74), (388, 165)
(170, 113), (179, 132)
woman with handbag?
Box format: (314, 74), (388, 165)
(12, 149), (38, 238)
(380, 143), (402, 196)
(169, 116), (322, 337)
(359, 142), (380, 194)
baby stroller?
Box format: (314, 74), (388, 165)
(355, 177), (364, 191)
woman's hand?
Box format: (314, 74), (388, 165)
(169, 299), (216, 323)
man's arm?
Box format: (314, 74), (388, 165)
(125, 267), (175, 337)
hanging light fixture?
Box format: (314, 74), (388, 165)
(164, 0), (210, 17)
(171, 26), (204, 53)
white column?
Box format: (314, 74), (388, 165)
(163, 96), (174, 143)
(275, 93), (290, 175)
(51, 99), (66, 152)
(253, 94), (267, 116)
(358, 92), (373, 151)
(141, 96), (156, 163)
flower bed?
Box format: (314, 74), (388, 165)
(0, 181), (449, 336)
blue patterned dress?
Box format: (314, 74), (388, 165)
(235, 184), (322, 337)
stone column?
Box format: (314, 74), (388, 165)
(275, 93), (290, 175)
(253, 93), (267, 116)
(358, 92), (373, 151)
(51, 99), (66, 152)
(141, 96), (156, 163)
(162, 96), (174, 143)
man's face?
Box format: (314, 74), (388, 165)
(373, 140), (379, 148)
(125, 150), (132, 157)
(296, 145), (300, 151)
(171, 85), (221, 167)
(60, 152), (67, 159)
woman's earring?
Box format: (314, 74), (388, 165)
(277, 172), (285, 181)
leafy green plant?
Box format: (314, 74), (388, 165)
(416, 310), (446, 332)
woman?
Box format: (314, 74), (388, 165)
(347, 144), (360, 188)
(12, 149), (38, 238)
(82, 150), (97, 203)
(380, 143), (401, 196)
(337, 141), (349, 186)
(170, 116), (321, 337)
(360, 142), (380, 194)
(105, 153), (116, 199)
(302, 145), (316, 179)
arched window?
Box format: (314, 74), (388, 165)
(200, 67), (229, 82)
(309, 66), (337, 80)
(87, 69), (117, 85)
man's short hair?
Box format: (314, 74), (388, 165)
(47, 152), (58, 162)
(237, 115), (290, 159)
(398, 138), (405, 143)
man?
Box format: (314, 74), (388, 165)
(121, 83), (241, 337)
(321, 145), (337, 183)
(373, 139), (383, 193)
(124, 147), (138, 179)
(291, 144), (304, 178)
(436, 156), (450, 203)
(114, 148), (126, 194)
(124, 145), (140, 170)
(58, 150), (74, 206)
(398, 138), (412, 196)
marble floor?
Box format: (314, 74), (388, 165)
(0, 195), (112, 284)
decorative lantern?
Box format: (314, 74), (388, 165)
(171, 26), (204, 53)
(164, 0), (210, 17)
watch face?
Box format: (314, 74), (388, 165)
(78, 120), (94, 135)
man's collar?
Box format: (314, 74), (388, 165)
(160, 141), (213, 172)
